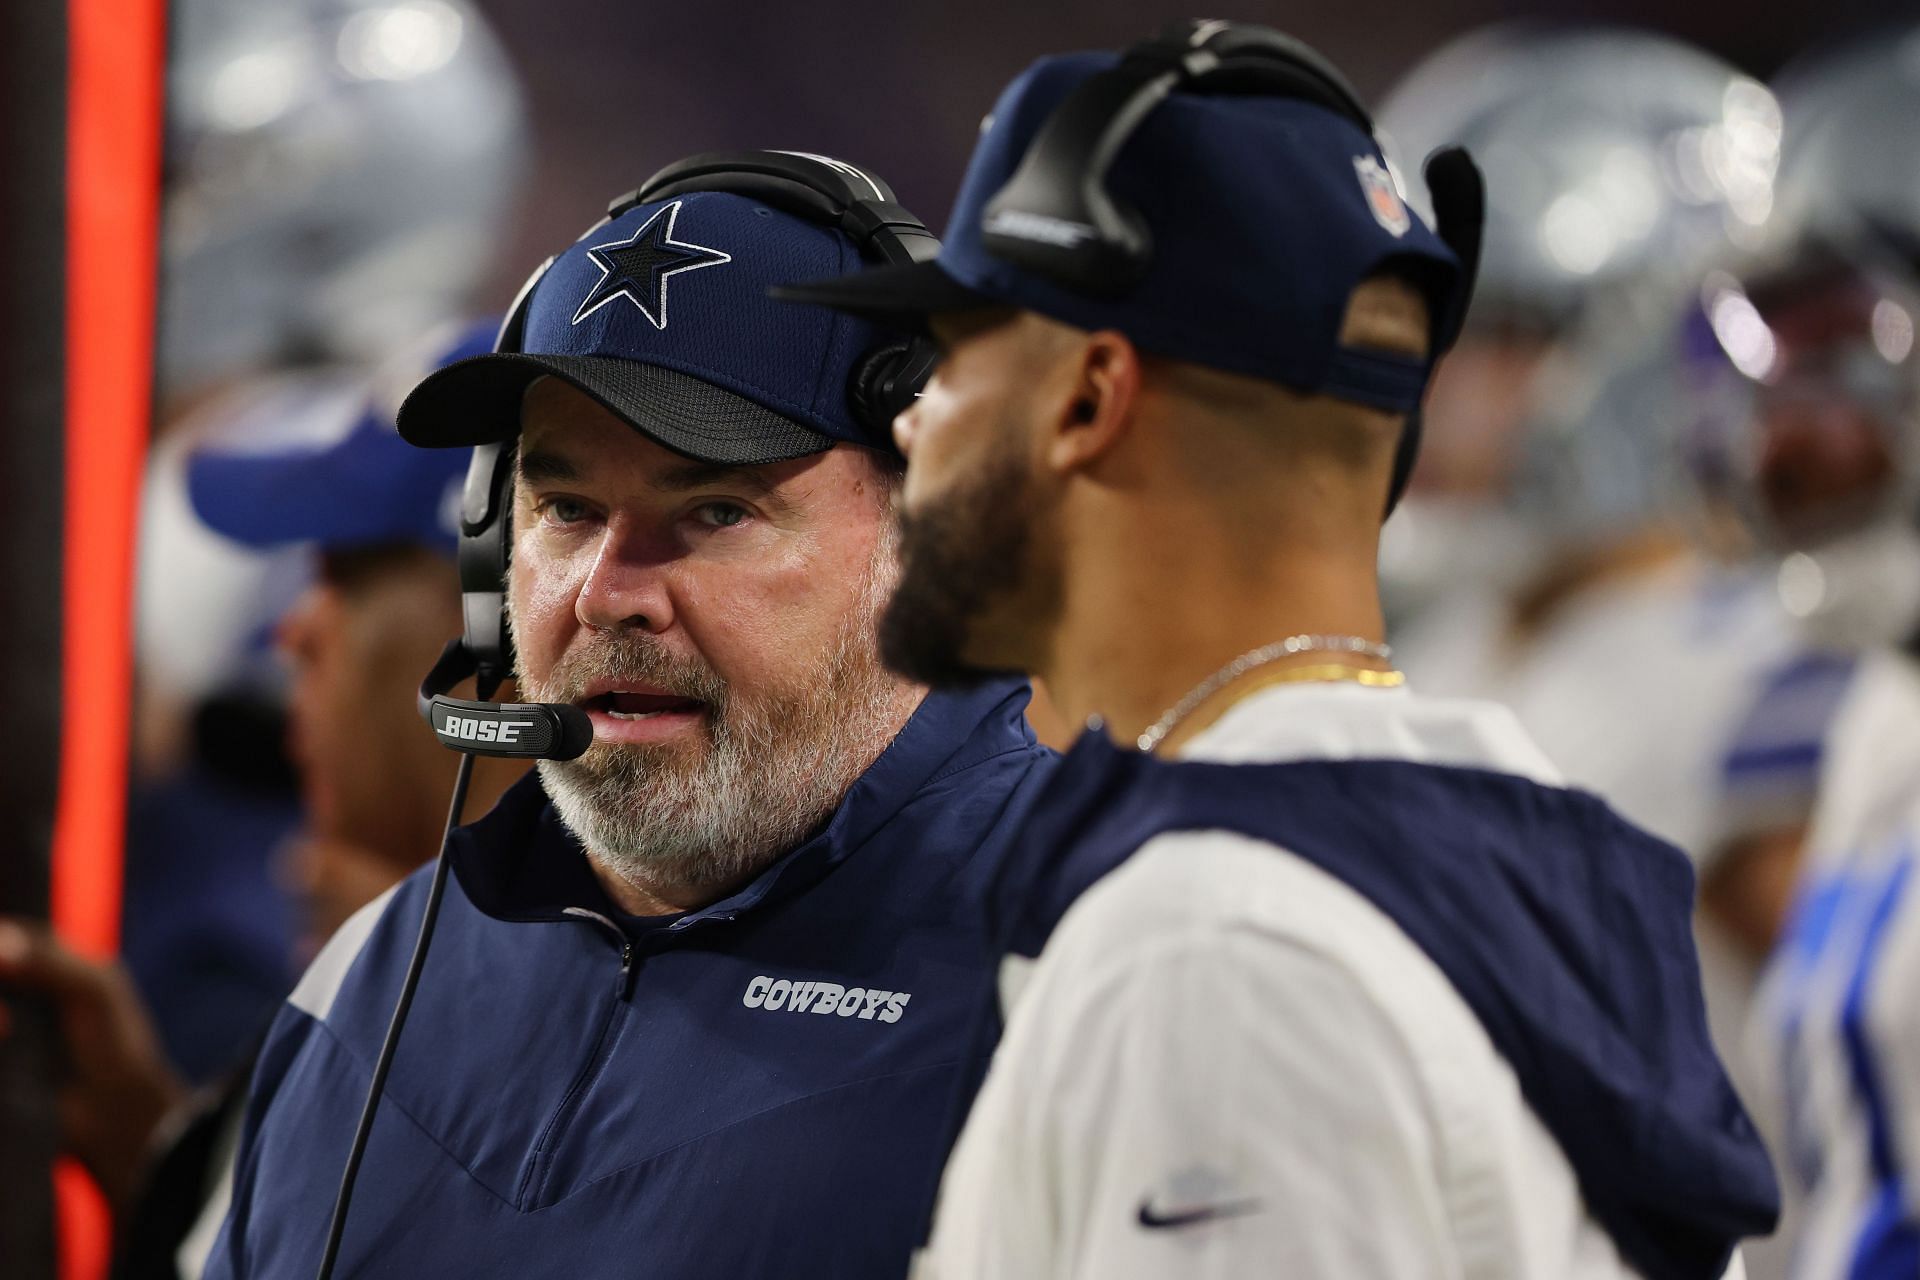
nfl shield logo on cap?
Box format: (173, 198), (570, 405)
(1354, 156), (1411, 238)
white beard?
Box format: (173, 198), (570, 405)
(519, 537), (919, 902)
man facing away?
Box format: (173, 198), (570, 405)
(204, 153), (1054, 1279)
(780, 26), (1781, 1279)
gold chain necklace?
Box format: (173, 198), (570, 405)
(1136, 636), (1402, 754)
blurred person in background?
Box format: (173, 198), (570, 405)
(1691, 644), (1858, 1280)
(127, 0), (527, 1084)
(1682, 29), (1920, 1278)
(1700, 652), (1859, 965)
(0, 322), (529, 1279)
(1377, 23), (1795, 868)
(1378, 46), (1806, 1269)
(183, 321), (534, 959)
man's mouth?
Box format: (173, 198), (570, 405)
(582, 690), (708, 721)
(570, 682), (713, 746)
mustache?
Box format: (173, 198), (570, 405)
(535, 632), (729, 708)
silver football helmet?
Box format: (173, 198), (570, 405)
(1380, 24), (1779, 326)
(1679, 28), (1920, 651)
(1376, 27), (1782, 615)
(158, 0), (529, 401)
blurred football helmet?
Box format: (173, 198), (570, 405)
(1376, 26), (1782, 614)
(1381, 23), (1779, 328)
(1680, 28), (1920, 651)
(158, 0), (528, 402)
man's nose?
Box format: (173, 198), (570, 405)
(574, 529), (677, 635)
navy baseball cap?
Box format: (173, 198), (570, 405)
(397, 191), (905, 463)
(189, 320), (495, 557)
(776, 49), (1470, 405)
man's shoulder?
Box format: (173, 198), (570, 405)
(284, 858), (449, 1027)
(1007, 825), (1624, 1261)
(286, 883), (401, 1024)
(1048, 826), (1473, 1037)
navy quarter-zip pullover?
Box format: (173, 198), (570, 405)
(206, 681), (1053, 1279)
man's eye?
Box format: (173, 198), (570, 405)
(539, 497), (593, 525)
(695, 502), (749, 528)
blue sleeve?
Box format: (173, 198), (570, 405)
(203, 1001), (327, 1280)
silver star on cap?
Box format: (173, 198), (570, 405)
(571, 201), (733, 329)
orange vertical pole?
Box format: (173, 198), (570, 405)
(54, 0), (166, 1273)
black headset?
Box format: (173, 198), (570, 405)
(414, 149), (942, 762)
(977, 19), (1486, 515)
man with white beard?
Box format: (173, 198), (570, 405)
(203, 152), (1055, 1280)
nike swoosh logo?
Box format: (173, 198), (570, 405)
(1135, 1198), (1262, 1230)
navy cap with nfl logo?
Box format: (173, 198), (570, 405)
(398, 159), (923, 465)
(773, 26), (1482, 417)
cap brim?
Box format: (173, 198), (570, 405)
(770, 259), (994, 325)
(397, 354), (832, 466)
(187, 424), (460, 554)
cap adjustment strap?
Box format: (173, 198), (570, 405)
(1322, 349), (1431, 415)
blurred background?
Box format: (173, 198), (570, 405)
(6, 1), (1920, 1278)
(480, 0), (1908, 301)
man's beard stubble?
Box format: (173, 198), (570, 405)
(880, 438), (1056, 690)
(510, 539), (918, 902)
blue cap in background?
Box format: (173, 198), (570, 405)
(397, 191), (903, 463)
(188, 320), (496, 557)
(777, 49), (1467, 406)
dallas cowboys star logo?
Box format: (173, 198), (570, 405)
(570, 201), (732, 329)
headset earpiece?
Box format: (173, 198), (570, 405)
(1377, 147), (1485, 519)
(850, 339), (938, 436)
(456, 442), (516, 690)
(982, 19), (1376, 297)
(629, 150), (941, 438)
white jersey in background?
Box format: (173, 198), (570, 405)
(917, 681), (1756, 1280)
(1750, 648), (1920, 1280)
(1397, 557), (1794, 858)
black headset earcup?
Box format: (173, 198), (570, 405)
(1379, 148), (1480, 519)
(1422, 146), (1485, 353)
(1385, 408), (1423, 518)
(979, 22), (1375, 296)
(457, 442), (516, 688)
(851, 339), (937, 438)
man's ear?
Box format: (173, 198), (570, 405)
(1044, 329), (1140, 476)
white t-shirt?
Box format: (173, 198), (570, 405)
(917, 680), (1744, 1280)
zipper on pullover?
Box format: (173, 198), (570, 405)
(562, 906), (639, 1000)
(515, 908), (642, 1208)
